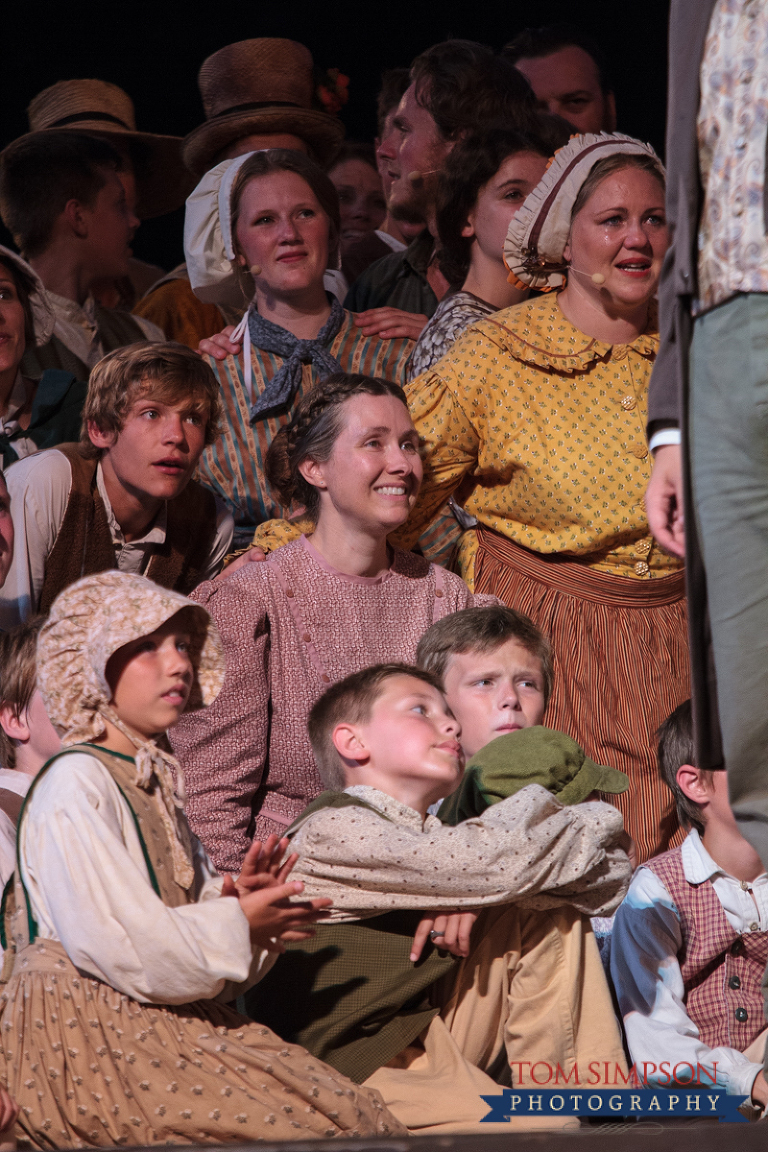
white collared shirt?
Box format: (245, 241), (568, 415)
(46, 290), (163, 370)
(0, 767), (31, 894)
(611, 829), (768, 1098)
(0, 449), (233, 629)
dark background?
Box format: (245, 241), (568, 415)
(1, 0), (671, 272)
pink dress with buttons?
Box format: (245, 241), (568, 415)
(172, 536), (492, 874)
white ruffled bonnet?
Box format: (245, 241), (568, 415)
(184, 152), (256, 309)
(503, 132), (664, 292)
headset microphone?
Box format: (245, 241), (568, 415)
(249, 265), (262, 276)
(407, 168), (441, 184)
(569, 267), (605, 284)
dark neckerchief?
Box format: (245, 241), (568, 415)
(247, 295), (344, 420)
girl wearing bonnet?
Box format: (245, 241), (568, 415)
(0, 570), (403, 1147)
(402, 133), (690, 865)
(184, 149), (414, 548)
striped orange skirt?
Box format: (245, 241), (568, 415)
(474, 529), (690, 863)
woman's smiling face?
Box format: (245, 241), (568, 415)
(299, 393), (423, 538)
(235, 170), (331, 298)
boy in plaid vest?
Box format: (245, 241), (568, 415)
(611, 700), (768, 1110)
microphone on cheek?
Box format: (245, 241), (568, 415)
(569, 266), (606, 284)
(249, 265), (262, 276)
(407, 168), (441, 184)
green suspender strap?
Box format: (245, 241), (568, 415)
(7, 744), (161, 950)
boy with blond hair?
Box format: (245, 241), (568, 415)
(611, 701), (768, 1111)
(247, 661), (630, 1135)
(0, 342), (233, 627)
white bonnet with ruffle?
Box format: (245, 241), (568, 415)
(503, 132), (664, 292)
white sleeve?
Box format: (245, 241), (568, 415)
(197, 496), (234, 583)
(20, 753), (257, 1005)
(649, 428), (682, 452)
(0, 811), (16, 894)
(132, 315), (166, 342)
(291, 786), (630, 918)
(0, 450), (73, 628)
(610, 867), (763, 1099)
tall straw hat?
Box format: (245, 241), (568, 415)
(182, 38), (345, 177)
(25, 79), (194, 219)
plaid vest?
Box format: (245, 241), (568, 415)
(646, 846), (768, 1051)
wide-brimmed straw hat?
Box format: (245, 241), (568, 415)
(503, 132), (663, 292)
(183, 38), (345, 177)
(24, 79), (194, 219)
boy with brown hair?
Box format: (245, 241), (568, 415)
(247, 661), (630, 1135)
(0, 342), (233, 628)
(415, 605), (630, 826)
(0, 617), (61, 893)
(0, 131), (164, 380)
(611, 700), (768, 1110)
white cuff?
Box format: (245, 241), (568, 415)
(649, 428), (682, 453)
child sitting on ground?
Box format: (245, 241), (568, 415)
(0, 617), (61, 895)
(0, 570), (404, 1146)
(246, 662), (631, 1135)
(610, 700), (768, 1110)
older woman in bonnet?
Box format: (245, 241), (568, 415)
(403, 133), (690, 863)
(0, 246), (86, 466)
(185, 149), (414, 547)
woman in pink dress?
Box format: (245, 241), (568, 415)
(172, 372), (491, 873)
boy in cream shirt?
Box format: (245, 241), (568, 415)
(247, 661), (630, 1134)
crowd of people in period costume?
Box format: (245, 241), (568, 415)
(0, 9), (766, 1144)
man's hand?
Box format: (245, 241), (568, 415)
(199, 325), (239, 361)
(410, 910), (478, 962)
(645, 443), (685, 558)
(353, 308), (428, 341)
(215, 548), (267, 580)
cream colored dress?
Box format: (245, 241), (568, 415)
(0, 746), (403, 1147)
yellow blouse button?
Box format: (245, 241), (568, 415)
(635, 538), (652, 556)
(630, 443), (648, 459)
(621, 395), (636, 411)
(634, 561), (650, 576)
(613, 345), (628, 360)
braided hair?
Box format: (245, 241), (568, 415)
(265, 373), (409, 521)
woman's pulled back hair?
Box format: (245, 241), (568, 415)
(437, 119), (567, 287)
(265, 373), (409, 521)
(229, 149), (341, 275)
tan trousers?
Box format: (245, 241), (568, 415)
(365, 904), (627, 1135)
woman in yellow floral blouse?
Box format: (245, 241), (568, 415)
(402, 134), (690, 862)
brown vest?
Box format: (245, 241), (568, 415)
(39, 444), (218, 613)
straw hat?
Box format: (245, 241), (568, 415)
(182, 38), (345, 177)
(25, 79), (194, 219)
